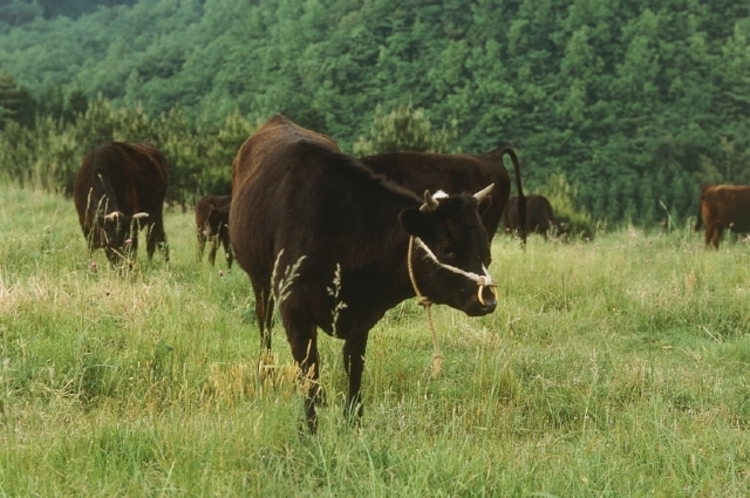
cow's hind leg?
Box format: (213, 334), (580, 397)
(706, 225), (722, 249)
(253, 285), (276, 377)
(712, 227), (723, 249)
(223, 237), (234, 269)
(253, 285), (274, 352)
(282, 309), (321, 434)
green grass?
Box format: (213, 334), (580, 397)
(2, 186), (750, 496)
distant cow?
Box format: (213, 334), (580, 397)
(195, 194), (233, 268)
(73, 142), (169, 264)
(695, 184), (750, 248)
(360, 147), (527, 254)
(230, 115), (497, 433)
(503, 194), (557, 239)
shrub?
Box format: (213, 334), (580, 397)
(352, 103), (458, 156)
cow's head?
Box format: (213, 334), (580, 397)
(96, 211), (149, 263)
(399, 185), (497, 317)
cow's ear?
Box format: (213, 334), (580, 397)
(399, 208), (431, 238)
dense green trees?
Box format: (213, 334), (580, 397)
(1, 0), (749, 227)
(0, 72), (36, 129)
(0, 0), (135, 27)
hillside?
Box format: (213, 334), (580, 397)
(1, 0), (750, 224)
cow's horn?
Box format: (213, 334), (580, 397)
(473, 184), (494, 202)
(420, 190), (439, 212)
(104, 211), (122, 221)
(132, 212), (150, 219)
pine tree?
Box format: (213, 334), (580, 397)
(0, 73), (36, 129)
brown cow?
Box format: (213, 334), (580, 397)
(73, 141), (169, 264)
(503, 194), (558, 239)
(360, 147), (527, 254)
(195, 194), (233, 268)
(230, 115), (497, 432)
(695, 184), (750, 248)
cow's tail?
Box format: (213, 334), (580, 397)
(694, 185), (708, 232)
(504, 147), (527, 248)
(694, 202), (703, 231)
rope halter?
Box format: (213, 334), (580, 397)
(408, 236), (498, 307)
(407, 235), (499, 379)
(407, 235), (442, 378)
(406, 185), (499, 378)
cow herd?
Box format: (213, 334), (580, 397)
(71, 114), (743, 433)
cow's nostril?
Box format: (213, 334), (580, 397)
(480, 286), (498, 308)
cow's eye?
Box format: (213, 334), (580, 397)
(439, 246), (454, 258)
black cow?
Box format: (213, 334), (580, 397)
(695, 184), (750, 248)
(503, 194), (558, 239)
(229, 115), (497, 432)
(73, 141), (169, 264)
(359, 147), (527, 253)
(195, 194), (233, 268)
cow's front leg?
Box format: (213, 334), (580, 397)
(197, 225), (208, 261)
(208, 234), (220, 266)
(343, 331), (369, 425)
(128, 233), (139, 257)
(147, 218), (169, 261)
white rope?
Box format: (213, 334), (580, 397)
(412, 237), (495, 287)
(407, 236), (443, 379)
(407, 235), (499, 378)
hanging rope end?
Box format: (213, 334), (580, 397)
(430, 352), (444, 379)
(417, 296), (433, 308)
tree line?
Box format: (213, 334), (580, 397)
(1, 0), (750, 228)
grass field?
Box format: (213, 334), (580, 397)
(1, 186), (749, 497)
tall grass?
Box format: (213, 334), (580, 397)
(1, 187), (749, 496)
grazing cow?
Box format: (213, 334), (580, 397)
(695, 184), (750, 248)
(195, 194), (233, 268)
(503, 194), (558, 239)
(73, 141), (169, 264)
(359, 147), (527, 254)
(230, 115), (497, 432)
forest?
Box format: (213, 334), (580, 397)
(1, 0), (750, 227)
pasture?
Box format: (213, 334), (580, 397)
(1, 186), (749, 496)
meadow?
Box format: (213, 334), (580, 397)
(1, 185), (749, 497)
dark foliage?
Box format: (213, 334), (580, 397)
(1, 0), (749, 226)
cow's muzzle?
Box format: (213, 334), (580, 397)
(477, 276), (499, 309)
(409, 236), (498, 316)
(465, 281), (497, 316)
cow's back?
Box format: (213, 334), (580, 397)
(112, 143), (168, 213)
(361, 152), (502, 193)
(360, 149), (512, 237)
(196, 194), (231, 227)
(527, 195), (555, 233)
(230, 115), (342, 282)
(701, 185), (750, 232)
(74, 142), (167, 217)
(503, 194), (554, 232)
(232, 115), (338, 189)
